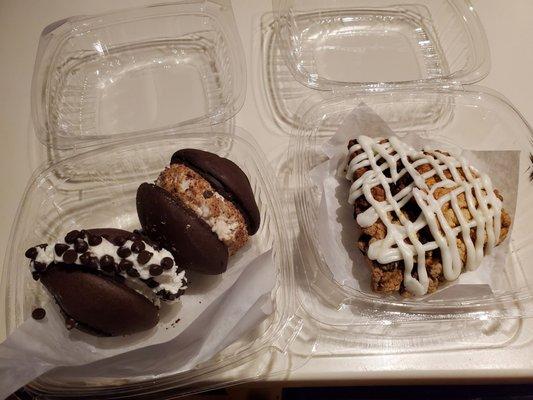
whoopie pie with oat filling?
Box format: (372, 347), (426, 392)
(137, 149), (260, 275)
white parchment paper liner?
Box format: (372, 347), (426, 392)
(312, 103), (519, 299)
(0, 248), (275, 398)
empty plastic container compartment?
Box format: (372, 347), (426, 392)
(273, 0), (489, 90)
(31, 1), (246, 149)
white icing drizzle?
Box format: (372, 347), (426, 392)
(30, 236), (187, 300)
(346, 135), (503, 295)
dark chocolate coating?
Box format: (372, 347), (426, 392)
(137, 183), (228, 274)
(171, 149), (260, 235)
(87, 228), (131, 244)
(40, 264), (159, 336)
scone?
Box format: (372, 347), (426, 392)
(137, 149), (260, 275)
(346, 135), (512, 296)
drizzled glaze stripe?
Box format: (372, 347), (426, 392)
(346, 135), (503, 295)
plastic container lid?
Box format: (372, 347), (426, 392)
(272, 0), (490, 91)
(31, 1), (246, 150)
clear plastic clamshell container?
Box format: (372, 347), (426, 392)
(289, 87), (533, 324)
(264, 0), (533, 354)
(4, 128), (302, 397)
(1, 1), (307, 398)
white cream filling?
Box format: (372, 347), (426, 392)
(31, 237), (187, 297)
(179, 179), (191, 191)
(192, 193), (240, 243)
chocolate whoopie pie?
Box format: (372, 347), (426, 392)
(25, 228), (187, 336)
(137, 149), (260, 275)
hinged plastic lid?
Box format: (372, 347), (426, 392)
(272, 0), (490, 92)
(31, 1), (246, 150)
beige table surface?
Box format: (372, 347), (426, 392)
(1, 0), (533, 386)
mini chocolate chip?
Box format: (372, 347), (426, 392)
(117, 246), (131, 258)
(32, 271), (40, 281)
(87, 234), (102, 246)
(62, 249), (78, 264)
(149, 264), (163, 276)
(79, 252), (90, 263)
(203, 190), (213, 198)
(131, 240), (145, 253)
(144, 278), (160, 288)
(137, 250), (153, 265)
(65, 317), (77, 330)
(25, 247), (38, 260)
(118, 259), (133, 272)
(32, 308), (46, 320)
(129, 233), (141, 242)
(113, 236), (127, 247)
(54, 243), (69, 256)
(126, 267), (140, 278)
(100, 255), (115, 273)
(33, 261), (47, 272)
(74, 239), (88, 253)
(166, 293), (176, 301)
(100, 254), (114, 265)
(80, 252), (98, 269)
(161, 257), (174, 270)
(79, 230), (86, 239)
(64, 230), (81, 244)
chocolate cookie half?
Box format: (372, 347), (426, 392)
(137, 149), (260, 274)
(40, 264), (158, 336)
(25, 228), (187, 336)
(137, 183), (228, 275)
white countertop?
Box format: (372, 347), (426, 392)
(1, 0), (533, 386)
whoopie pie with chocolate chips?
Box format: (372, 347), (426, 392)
(25, 228), (187, 336)
(137, 149), (260, 275)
